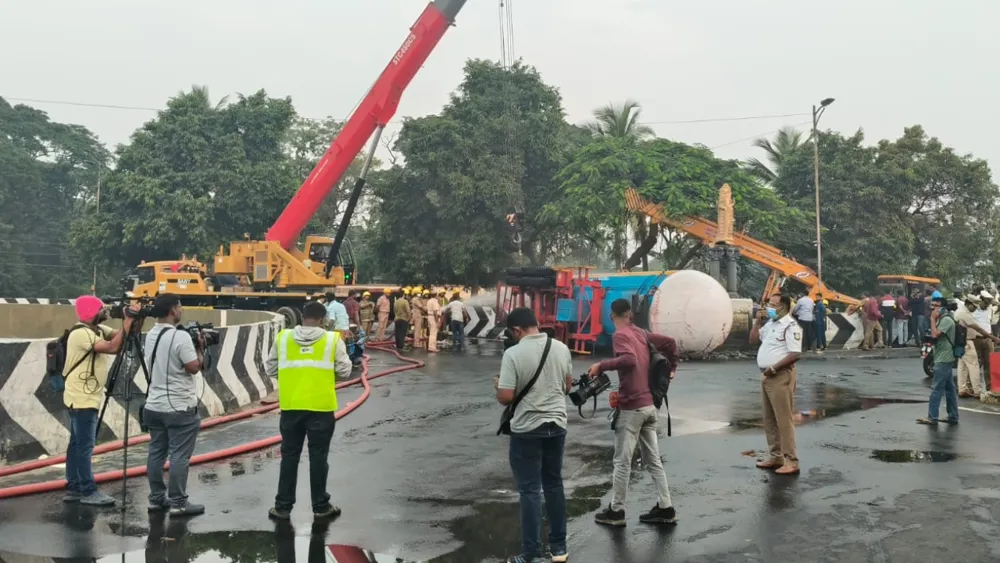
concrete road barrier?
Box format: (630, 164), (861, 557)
(0, 302), (283, 465)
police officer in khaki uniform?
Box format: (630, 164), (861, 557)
(411, 287), (426, 349)
(424, 289), (442, 352)
(749, 293), (803, 475)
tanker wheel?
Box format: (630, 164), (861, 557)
(277, 306), (301, 329)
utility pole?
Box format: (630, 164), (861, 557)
(92, 165), (101, 296)
(812, 97), (835, 286)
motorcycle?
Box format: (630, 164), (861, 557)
(920, 338), (934, 378)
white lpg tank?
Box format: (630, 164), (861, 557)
(648, 270), (733, 357)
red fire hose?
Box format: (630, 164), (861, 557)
(0, 346), (422, 499)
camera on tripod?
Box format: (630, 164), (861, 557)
(569, 371), (612, 407)
(103, 296), (154, 320)
(180, 321), (220, 349)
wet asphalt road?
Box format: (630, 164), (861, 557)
(2, 349), (1000, 562)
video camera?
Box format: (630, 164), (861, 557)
(103, 296), (154, 320)
(569, 371), (611, 408)
(180, 321), (221, 349)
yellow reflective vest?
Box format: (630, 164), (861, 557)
(276, 329), (340, 412)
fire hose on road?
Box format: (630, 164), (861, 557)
(0, 345), (422, 499)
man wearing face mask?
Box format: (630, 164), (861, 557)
(749, 293), (803, 475)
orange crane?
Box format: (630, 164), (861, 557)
(624, 187), (861, 307)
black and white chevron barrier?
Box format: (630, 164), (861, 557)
(1, 298), (76, 305)
(0, 316), (283, 465)
(824, 311), (864, 349)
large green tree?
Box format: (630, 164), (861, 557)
(71, 87), (301, 269)
(745, 127), (807, 184)
(772, 126), (999, 293)
(367, 59), (584, 284)
(546, 135), (803, 270)
(0, 97), (110, 297)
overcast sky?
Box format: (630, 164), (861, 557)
(2, 0), (998, 173)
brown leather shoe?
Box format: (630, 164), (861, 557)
(775, 465), (800, 475)
(756, 459), (783, 470)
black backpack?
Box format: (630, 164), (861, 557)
(944, 313), (967, 359)
(46, 325), (94, 392)
(647, 339), (674, 436)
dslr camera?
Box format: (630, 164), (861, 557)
(179, 321), (221, 349)
(569, 370), (612, 407)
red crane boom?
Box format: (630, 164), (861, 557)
(266, 0), (468, 250)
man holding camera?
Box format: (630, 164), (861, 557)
(62, 295), (134, 506)
(750, 293), (802, 475)
(143, 294), (206, 516)
(265, 301), (352, 520)
(588, 299), (679, 527)
(495, 308), (573, 563)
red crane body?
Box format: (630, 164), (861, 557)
(266, 0), (468, 249)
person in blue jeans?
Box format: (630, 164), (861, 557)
(814, 295), (828, 351)
(495, 308), (574, 563)
(918, 295), (958, 426)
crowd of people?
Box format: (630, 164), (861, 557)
(315, 287), (471, 353)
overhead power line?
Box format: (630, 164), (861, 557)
(6, 96), (812, 128)
(710, 121), (812, 150)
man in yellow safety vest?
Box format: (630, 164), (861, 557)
(264, 301), (353, 521)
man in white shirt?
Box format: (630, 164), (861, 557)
(974, 291), (997, 392)
(749, 293), (803, 476)
(444, 294), (468, 352)
(791, 294), (815, 352)
(324, 292), (350, 333)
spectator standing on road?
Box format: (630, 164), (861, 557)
(910, 289), (926, 346)
(918, 295), (959, 426)
(749, 293), (803, 475)
(974, 291), (995, 391)
(393, 290), (411, 350)
(792, 293), (815, 352)
(590, 299), (680, 528)
(860, 293), (884, 350)
(143, 294), (206, 517)
(324, 293), (349, 333)
(879, 290), (896, 348)
(343, 291), (360, 327)
(495, 308), (573, 563)
(813, 295), (827, 352)
(62, 296), (132, 507)
(893, 290), (910, 347)
(265, 301), (352, 520)
(375, 289), (392, 341)
(445, 294), (468, 352)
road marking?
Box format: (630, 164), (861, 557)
(958, 406), (1000, 415)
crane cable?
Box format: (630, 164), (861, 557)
(498, 0), (525, 262)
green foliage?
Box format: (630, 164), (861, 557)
(71, 88), (300, 269)
(367, 59), (583, 284)
(745, 127), (808, 184)
(0, 97), (111, 297)
(771, 126), (999, 295)
(547, 135), (802, 269)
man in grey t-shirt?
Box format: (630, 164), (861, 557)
(142, 294), (205, 517)
(494, 308), (573, 563)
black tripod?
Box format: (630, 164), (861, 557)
(96, 313), (151, 519)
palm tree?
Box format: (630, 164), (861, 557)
(587, 100), (655, 140)
(745, 127), (806, 183)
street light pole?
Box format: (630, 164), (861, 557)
(812, 97), (835, 286)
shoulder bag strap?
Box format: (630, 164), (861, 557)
(509, 336), (552, 413)
(150, 327), (175, 376)
(63, 325), (97, 377)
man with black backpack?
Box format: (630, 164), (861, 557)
(588, 299), (679, 528)
(61, 295), (133, 506)
(918, 295), (960, 425)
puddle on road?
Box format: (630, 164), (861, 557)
(871, 449), (962, 463)
(731, 383), (925, 429)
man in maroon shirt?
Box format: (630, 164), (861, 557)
(343, 291), (361, 326)
(587, 299), (679, 527)
(860, 292), (884, 350)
